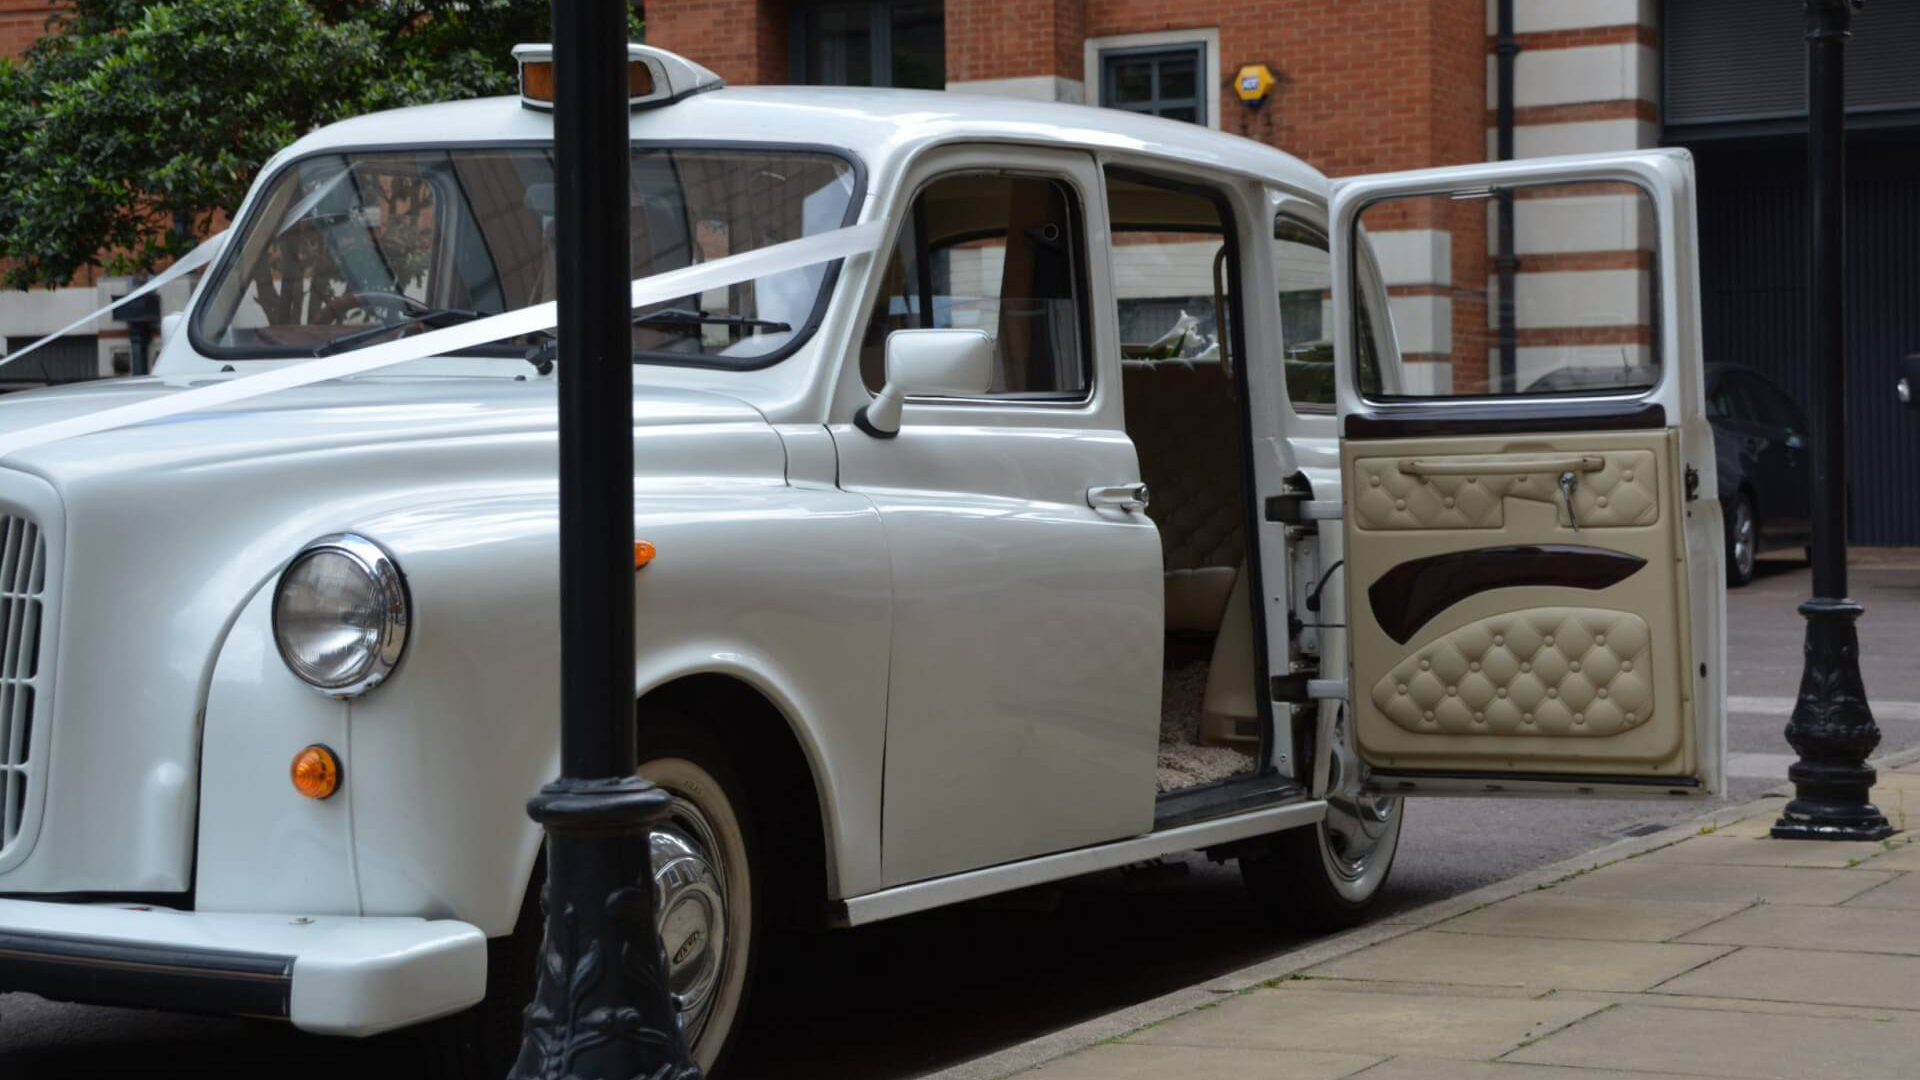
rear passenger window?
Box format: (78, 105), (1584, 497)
(1353, 179), (1660, 399)
(860, 173), (1090, 399)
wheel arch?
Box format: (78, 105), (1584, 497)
(638, 671), (835, 927)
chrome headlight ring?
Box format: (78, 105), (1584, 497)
(271, 533), (409, 698)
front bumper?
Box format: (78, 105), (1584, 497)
(0, 899), (486, 1036)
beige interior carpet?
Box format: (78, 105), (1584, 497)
(1157, 660), (1256, 792)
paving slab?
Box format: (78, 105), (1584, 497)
(1858, 843), (1920, 870)
(1636, 834), (1895, 868)
(1303, 930), (1729, 992)
(1700, 812), (1787, 839)
(1128, 987), (1604, 1060)
(1433, 893), (1747, 942)
(1552, 860), (1894, 905)
(1506, 1003), (1920, 1080)
(1842, 869), (1920, 910)
(1677, 902), (1920, 955)
(1546, 988), (1915, 1023)
(1352, 1059), (1718, 1080)
(1016, 1044), (1378, 1080)
(1653, 946), (1920, 1011)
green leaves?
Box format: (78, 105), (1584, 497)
(0, 0), (557, 290)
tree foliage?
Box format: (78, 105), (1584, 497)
(0, 0), (570, 290)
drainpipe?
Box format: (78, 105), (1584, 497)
(1494, 0), (1519, 391)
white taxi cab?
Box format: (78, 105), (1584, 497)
(0, 44), (1724, 1076)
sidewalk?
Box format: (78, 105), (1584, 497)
(969, 764), (1920, 1080)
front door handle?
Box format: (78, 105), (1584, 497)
(1088, 483), (1150, 513)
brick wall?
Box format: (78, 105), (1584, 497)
(948, 0), (1084, 83)
(649, 0), (790, 84)
(0, 2), (56, 60)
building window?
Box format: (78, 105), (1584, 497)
(793, 0), (945, 90)
(1099, 44), (1205, 124)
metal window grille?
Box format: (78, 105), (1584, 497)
(1099, 45), (1205, 125)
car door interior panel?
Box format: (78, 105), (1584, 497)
(1342, 430), (1698, 778)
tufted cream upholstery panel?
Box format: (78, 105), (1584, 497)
(1370, 607), (1655, 737)
(1123, 359), (1245, 630)
(1351, 451), (1659, 531)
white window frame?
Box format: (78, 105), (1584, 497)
(1084, 27), (1222, 131)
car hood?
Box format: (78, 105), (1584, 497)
(0, 374), (769, 482)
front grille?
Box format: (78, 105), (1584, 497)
(0, 516), (45, 855)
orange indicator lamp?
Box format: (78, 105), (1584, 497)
(291, 744), (341, 800)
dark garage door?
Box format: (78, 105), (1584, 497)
(1691, 136), (1920, 545)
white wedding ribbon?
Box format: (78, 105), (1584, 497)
(0, 229), (231, 372)
(0, 219), (885, 462)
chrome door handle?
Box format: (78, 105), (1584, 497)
(1559, 470), (1581, 533)
(1088, 483), (1150, 513)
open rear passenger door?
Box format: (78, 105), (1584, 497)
(1330, 150), (1726, 797)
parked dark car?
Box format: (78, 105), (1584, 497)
(1526, 362), (1808, 586)
(1707, 363), (1811, 585)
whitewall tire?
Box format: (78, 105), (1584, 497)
(637, 738), (758, 1075)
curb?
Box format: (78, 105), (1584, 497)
(920, 741), (1920, 1080)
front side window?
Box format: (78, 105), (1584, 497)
(1099, 45), (1206, 124)
(1353, 179), (1660, 399)
(860, 172), (1090, 398)
(194, 146), (859, 369)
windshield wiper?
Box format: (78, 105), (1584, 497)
(632, 307), (792, 333)
(312, 306), (485, 357)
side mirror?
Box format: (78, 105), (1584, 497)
(1900, 354), (1920, 409)
(855, 329), (994, 438)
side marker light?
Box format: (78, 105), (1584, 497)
(291, 744), (341, 800)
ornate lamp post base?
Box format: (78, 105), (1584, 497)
(1773, 600), (1891, 841)
(511, 777), (702, 1080)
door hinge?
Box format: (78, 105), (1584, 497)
(1272, 674), (1348, 703)
(1685, 465), (1700, 502)
(1265, 493), (1343, 524)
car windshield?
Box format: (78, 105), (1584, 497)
(193, 145), (860, 368)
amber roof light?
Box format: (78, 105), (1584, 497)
(512, 44), (723, 112)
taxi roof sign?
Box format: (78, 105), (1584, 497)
(513, 43), (725, 111)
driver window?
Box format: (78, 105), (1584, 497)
(859, 172), (1090, 399)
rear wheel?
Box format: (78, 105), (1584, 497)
(1726, 493), (1758, 587)
(1241, 793), (1404, 930)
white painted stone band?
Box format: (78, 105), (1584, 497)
(0, 220), (886, 463)
(0, 229), (231, 371)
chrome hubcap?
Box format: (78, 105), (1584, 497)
(1323, 795), (1398, 882)
(1735, 505), (1755, 572)
(649, 795), (728, 1043)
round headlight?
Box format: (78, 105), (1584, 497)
(272, 533), (408, 697)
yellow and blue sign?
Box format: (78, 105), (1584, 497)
(1235, 63), (1276, 106)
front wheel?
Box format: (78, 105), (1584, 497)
(637, 727), (759, 1075)
(1241, 794), (1404, 930)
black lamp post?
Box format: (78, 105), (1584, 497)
(508, 2), (702, 1077)
(1772, 0), (1892, 842)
